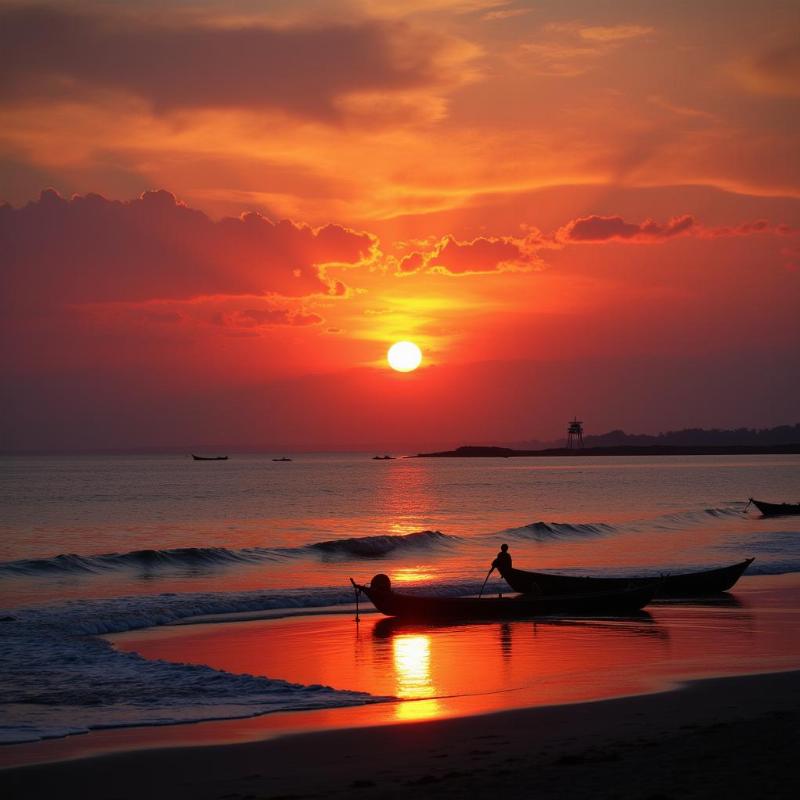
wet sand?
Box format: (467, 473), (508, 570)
(2, 670), (799, 799)
(1, 575), (799, 798)
(113, 572), (799, 724)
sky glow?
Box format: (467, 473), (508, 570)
(1, 1), (798, 450)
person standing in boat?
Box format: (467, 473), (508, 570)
(492, 543), (512, 576)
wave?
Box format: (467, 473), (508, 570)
(0, 586), (395, 745)
(309, 529), (455, 557)
(498, 505), (749, 542)
(501, 521), (616, 540)
(0, 505), (754, 580)
(0, 575), (504, 746)
(2, 545), (799, 746)
(0, 546), (281, 577)
(0, 530), (458, 578)
(650, 505), (747, 528)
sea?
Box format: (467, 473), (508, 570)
(1, 452), (799, 745)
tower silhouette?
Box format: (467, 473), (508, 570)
(567, 417), (584, 449)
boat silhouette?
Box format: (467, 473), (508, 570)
(748, 498), (800, 517)
(500, 558), (754, 597)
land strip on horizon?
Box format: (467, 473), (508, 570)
(416, 444), (800, 458)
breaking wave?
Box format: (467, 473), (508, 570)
(310, 530), (455, 557)
(0, 586), (393, 745)
(501, 521), (616, 540)
(0, 530), (458, 578)
(498, 505), (749, 542)
(0, 546), (281, 577)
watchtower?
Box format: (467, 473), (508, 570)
(567, 417), (584, 449)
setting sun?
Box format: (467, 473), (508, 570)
(387, 341), (422, 372)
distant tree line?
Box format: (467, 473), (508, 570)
(582, 424), (800, 448)
(513, 423), (800, 450)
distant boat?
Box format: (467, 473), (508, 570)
(191, 454), (228, 461)
(749, 498), (800, 517)
(372, 455), (394, 460)
(499, 558), (754, 598)
(272, 456), (292, 462)
(350, 575), (656, 621)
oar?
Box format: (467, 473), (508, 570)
(743, 498), (752, 514)
(478, 566), (494, 599)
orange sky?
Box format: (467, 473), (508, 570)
(1, 0), (799, 450)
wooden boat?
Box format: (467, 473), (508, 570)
(372, 455), (394, 460)
(499, 558), (754, 598)
(351, 575), (657, 621)
(272, 457), (292, 462)
(749, 498), (800, 517)
(191, 454), (228, 461)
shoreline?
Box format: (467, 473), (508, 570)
(2, 574), (798, 771)
(3, 670), (799, 799)
(416, 444), (800, 458)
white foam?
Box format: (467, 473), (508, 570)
(0, 589), (392, 745)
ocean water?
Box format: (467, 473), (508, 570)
(1, 453), (799, 744)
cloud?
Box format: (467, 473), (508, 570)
(737, 42), (800, 97)
(519, 41), (601, 77)
(0, 189), (377, 312)
(576, 25), (654, 43)
(217, 308), (323, 328)
(703, 219), (770, 238)
(557, 214), (695, 242)
(398, 233), (541, 275)
(0, 4), (477, 119)
(483, 8), (532, 22)
(557, 214), (796, 244)
(521, 21), (653, 76)
(392, 211), (789, 271)
(78, 294), (328, 336)
(431, 235), (529, 273)
(397, 251), (428, 274)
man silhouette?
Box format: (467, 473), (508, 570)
(492, 543), (512, 575)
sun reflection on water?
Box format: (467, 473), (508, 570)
(390, 567), (436, 584)
(392, 634), (442, 720)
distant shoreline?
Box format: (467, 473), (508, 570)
(416, 443), (800, 458)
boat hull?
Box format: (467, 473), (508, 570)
(500, 558), (754, 598)
(750, 499), (800, 517)
(355, 582), (656, 621)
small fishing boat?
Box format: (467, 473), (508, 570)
(372, 455), (394, 460)
(272, 457), (292, 462)
(748, 498), (800, 517)
(351, 575), (657, 622)
(191, 454), (228, 461)
(499, 558), (754, 598)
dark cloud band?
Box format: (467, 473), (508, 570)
(0, 4), (461, 117)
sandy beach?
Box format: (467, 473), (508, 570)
(2, 574), (799, 799)
(2, 670), (799, 800)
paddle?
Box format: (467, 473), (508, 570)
(478, 565), (494, 599)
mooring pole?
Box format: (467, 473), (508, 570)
(350, 578), (361, 623)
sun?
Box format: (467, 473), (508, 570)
(387, 341), (422, 372)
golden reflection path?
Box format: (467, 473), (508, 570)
(392, 634), (442, 721)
